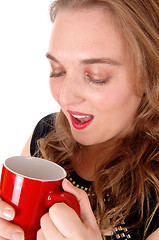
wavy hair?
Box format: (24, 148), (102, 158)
(39, 0), (159, 238)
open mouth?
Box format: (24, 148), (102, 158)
(67, 111), (94, 130)
(72, 114), (94, 123)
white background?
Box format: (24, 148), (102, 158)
(0, 0), (59, 168)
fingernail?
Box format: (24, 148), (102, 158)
(12, 232), (24, 240)
(3, 209), (14, 220)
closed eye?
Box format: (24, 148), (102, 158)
(85, 74), (110, 86)
(50, 71), (66, 78)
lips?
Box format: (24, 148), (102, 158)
(67, 110), (94, 130)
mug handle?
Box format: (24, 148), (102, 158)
(45, 191), (80, 217)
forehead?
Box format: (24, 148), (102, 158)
(48, 8), (126, 62)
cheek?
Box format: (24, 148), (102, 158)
(91, 89), (122, 110)
(91, 86), (138, 113)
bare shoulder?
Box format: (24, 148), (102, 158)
(146, 228), (159, 240)
(21, 134), (33, 156)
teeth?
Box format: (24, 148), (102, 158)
(71, 114), (93, 123)
(72, 114), (88, 119)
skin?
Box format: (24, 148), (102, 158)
(48, 8), (141, 147)
(0, 8), (158, 240)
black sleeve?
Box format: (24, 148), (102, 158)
(30, 113), (57, 156)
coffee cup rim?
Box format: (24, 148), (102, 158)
(4, 156), (67, 181)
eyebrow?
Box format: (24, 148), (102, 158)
(46, 52), (121, 66)
(46, 53), (59, 63)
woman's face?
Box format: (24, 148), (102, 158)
(47, 8), (142, 145)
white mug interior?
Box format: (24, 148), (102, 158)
(4, 156), (66, 181)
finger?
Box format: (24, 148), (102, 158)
(49, 202), (85, 239)
(37, 229), (46, 240)
(62, 179), (97, 227)
(0, 198), (15, 220)
(40, 213), (65, 240)
(0, 218), (24, 240)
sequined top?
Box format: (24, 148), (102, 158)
(30, 113), (159, 240)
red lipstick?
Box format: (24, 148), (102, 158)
(67, 110), (94, 130)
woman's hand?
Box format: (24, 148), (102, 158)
(37, 178), (102, 240)
(0, 198), (24, 240)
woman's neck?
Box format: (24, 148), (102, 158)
(71, 140), (120, 181)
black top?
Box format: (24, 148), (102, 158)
(30, 113), (159, 240)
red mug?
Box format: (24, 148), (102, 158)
(0, 156), (80, 240)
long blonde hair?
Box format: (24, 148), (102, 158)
(39, 0), (159, 238)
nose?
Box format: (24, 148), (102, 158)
(59, 75), (85, 107)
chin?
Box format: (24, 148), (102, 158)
(72, 134), (92, 146)
(72, 133), (100, 146)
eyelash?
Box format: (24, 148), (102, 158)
(50, 71), (110, 86)
(50, 71), (65, 78)
(85, 74), (110, 86)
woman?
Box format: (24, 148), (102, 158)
(0, 0), (159, 239)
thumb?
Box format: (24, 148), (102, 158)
(62, 178), (97, 228)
